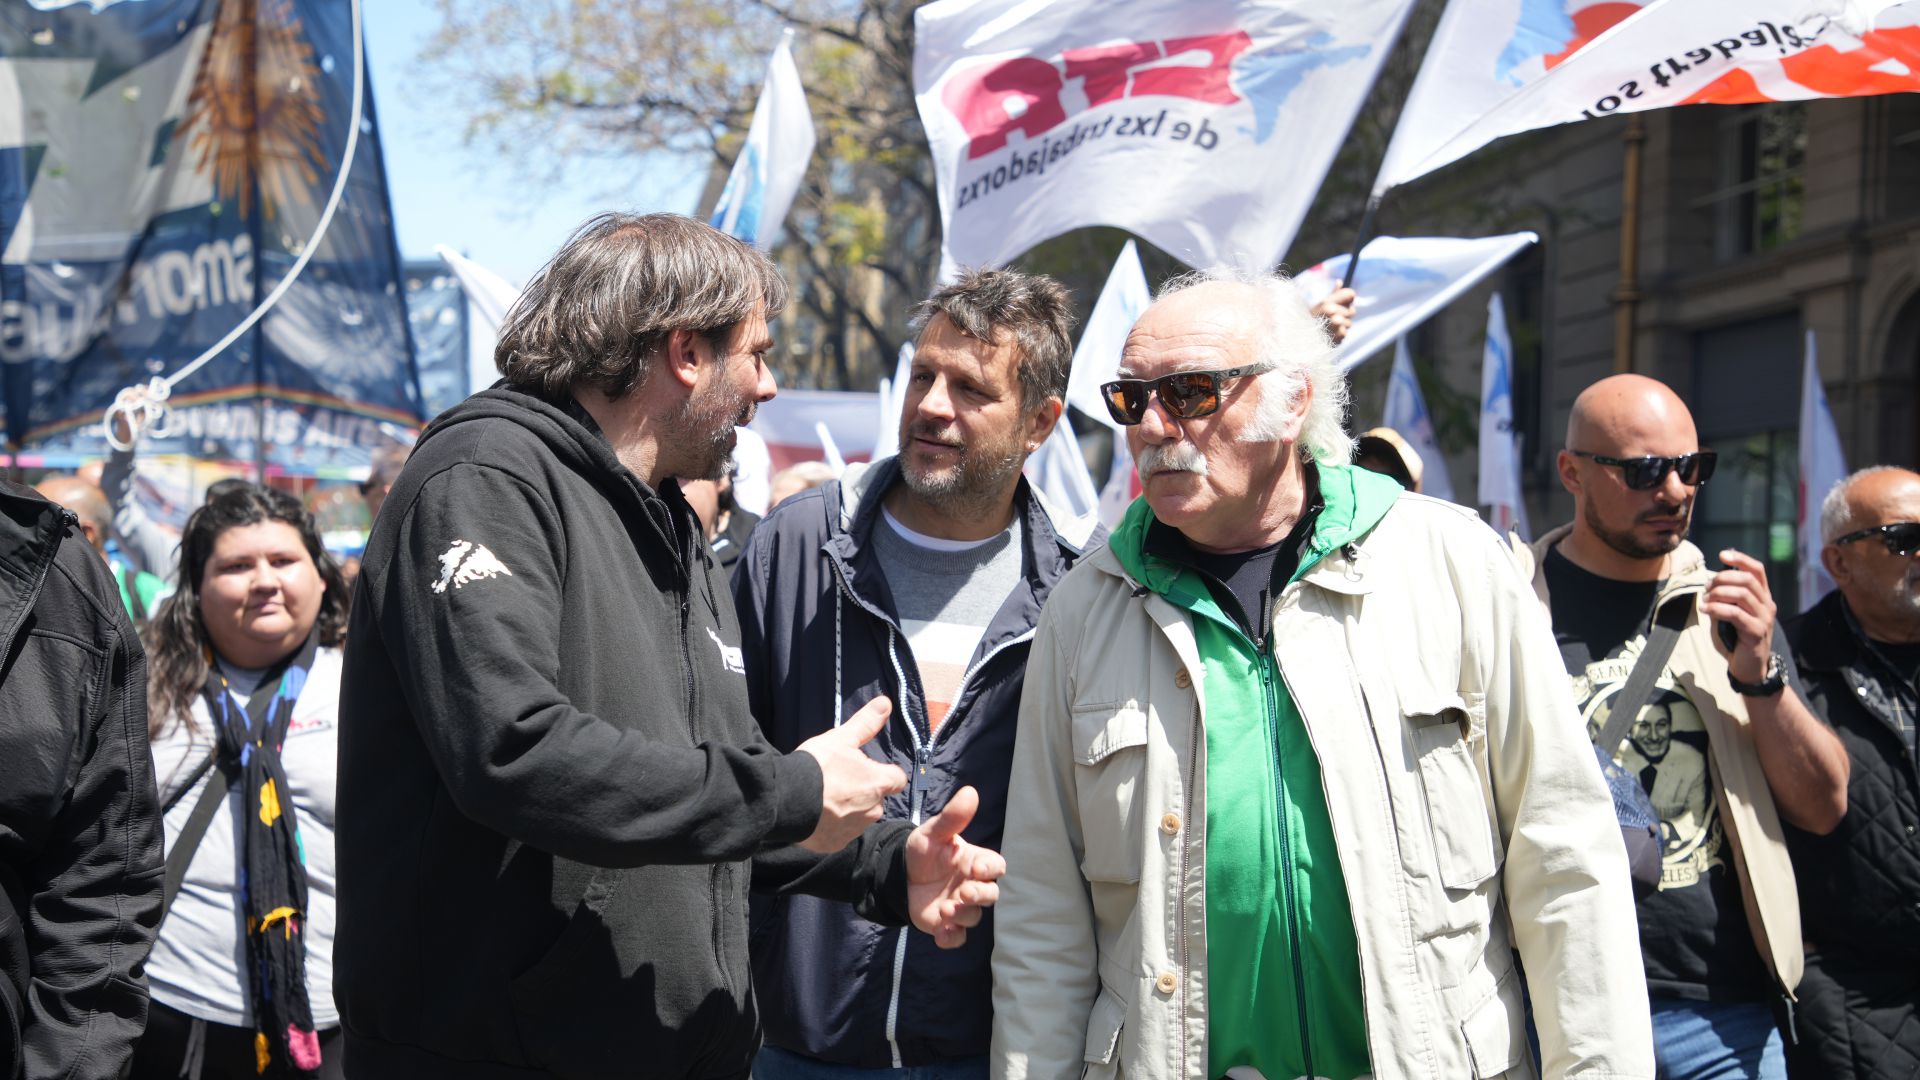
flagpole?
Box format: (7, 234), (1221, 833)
(1340, 193), (1383, 291)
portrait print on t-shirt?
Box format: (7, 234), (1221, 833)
(1572, 635), (1726, 892)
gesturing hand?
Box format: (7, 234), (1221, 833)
(1703, 548), (1777, 684)
(797, 697), (908, 855)
(905, 786), (1007, 949)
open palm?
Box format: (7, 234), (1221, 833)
(905, 786), (1007, 949)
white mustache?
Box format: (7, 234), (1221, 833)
(1137, 442), (1207, 477)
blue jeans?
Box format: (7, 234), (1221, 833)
(1650, 998), (1786, 1080)
(752, 1045), (989, 1080)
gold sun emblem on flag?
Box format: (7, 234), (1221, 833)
(176, 0), (328, 223)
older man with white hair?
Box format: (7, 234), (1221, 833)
(990, 271), (1652, 1080)
(1783, 466), (1920, 1080)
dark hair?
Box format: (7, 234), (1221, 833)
(145, 484), (349, 738)
(494, 212), (789, 402)
(911, 268), (1076, 412)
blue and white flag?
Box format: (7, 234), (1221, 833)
(1382, 337), (1456, 503)
(709, 29), (817, 250)
(1478, 293), (1530, 540)
(1798, 329), (1848, 610)
(1295, 232), (1538, 370)
(1, 0), (423, 466)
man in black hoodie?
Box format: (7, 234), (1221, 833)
(0, 480), (163, 1079)
(335, 213), (1004, 1080)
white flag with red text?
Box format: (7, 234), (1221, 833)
(1375, 0), (1648, 194)
(914, 0), (1417, 280)
(1400, 0), (1920, 186)
(1066, 241), (1154, 525)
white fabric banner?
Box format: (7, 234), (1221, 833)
(873, 343), (914, 463)
(1066, 240), (1154, 525)
(1478, 293), (1531, 540)
(1401, 0), (1920, 187)
(433, 244), (522, 399)
(914, 0), (1417, 281)
(1294, 232), (1538, 370)
(709, 29), (818, 250)
(1382, 337), (1458, 503)
(1797, 329), (1849, 611)
(1023, 416), (1101, 524)
(1374, 0), (1647, 194)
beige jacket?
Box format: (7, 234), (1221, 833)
(1514, 526), (1803, 997)
(992, 495), (1654, 1080)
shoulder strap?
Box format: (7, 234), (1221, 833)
(1595, 596), (1692, 756)
(160, 757), (235, 920)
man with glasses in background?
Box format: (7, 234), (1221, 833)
(1511, 373), (1849, 1080)
(1781, 467), (1920, 1079)
(993, 270), (1650, 1080)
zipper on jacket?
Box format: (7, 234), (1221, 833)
(1180, 701), (1202, 1075)
(882, 619), (928, 1069)
(1263, 646), (1315, 1079)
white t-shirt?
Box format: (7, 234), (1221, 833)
(147, 646), (343, 1029)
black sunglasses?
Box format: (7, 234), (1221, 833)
(1100, 363), (1273, 426)
(1568, 450), (1718, 491)
(1834, 521), (1920, 557)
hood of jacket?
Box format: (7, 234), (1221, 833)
(0, 481), (72, 659)
(415, 385), (699, 578)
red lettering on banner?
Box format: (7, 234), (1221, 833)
(1131, 33), (1251, 103)
(1061, 42), (1164, 106)
(945, 30), (1252, 159)
(1679, 27), (1920, 105)
(940, 56), (1068, 160)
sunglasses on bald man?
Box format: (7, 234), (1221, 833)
(1100, 362), (1275, 426)
(1834, 521), (1920, 558)
(1567, 450), (1718, 491)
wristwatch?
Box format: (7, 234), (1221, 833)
(1727, 653), (1788, 697)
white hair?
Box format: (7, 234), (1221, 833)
(1154, 267), (1354, 464)
(1820, 465), (1912, 543)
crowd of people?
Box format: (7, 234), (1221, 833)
(0, 211), (1915, 1080)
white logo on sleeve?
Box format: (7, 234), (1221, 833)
(706, 627), (746, 674)
(431, 540), (514, 594)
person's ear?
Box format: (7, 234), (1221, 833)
(1024, 398), (1063, 453)
(1821, 542), (1849, 587)
(1556, 449), (1581, 497)
(662, 329), (707, 392)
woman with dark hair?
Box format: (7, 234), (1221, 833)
(131, 484), (350, 1080)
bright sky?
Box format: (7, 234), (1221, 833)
(364, 0), (710, 287)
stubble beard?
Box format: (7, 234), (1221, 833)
(1587, 497), (1691, 562)
(899, 421), (1026, 520)
(678, 377), (755, 482)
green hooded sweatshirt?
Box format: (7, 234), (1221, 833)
(1110, 463), (1403, 1080)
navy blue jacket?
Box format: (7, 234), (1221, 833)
(732, 457), (1098, 1068)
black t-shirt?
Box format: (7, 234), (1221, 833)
(1543, 545), (1770, 1003)
(1869, 638), (1920, 688)
(1144, 467), (1323, 646)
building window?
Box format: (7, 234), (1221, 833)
(1888, 96), (1920, 220)
(1697, 104), (1806, 262)
(1691, 314), (1802, 611)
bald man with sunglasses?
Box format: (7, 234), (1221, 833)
(1511, 373), (1848, 1080)
(1781, 467), (1920, 1080)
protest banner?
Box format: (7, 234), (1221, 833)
(1294, 233), (1539, 370)
(1798, 329), (1848, 611)
(1478, 293), (1531, 539)
(1382, 337), (1457, 503)
(709, 28), (818, 250)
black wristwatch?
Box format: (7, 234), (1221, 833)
(1728, 653), (1788, 697)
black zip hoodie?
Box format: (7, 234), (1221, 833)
(334, 387), (909, 1079)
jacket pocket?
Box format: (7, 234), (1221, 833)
(1407, 692), (1499, 891)
(1081, 986), (1127, 1080)
(507, 867), (628, 1073)
(1460, 962), (1529, 1078)
(1071, 704), (1149, 884)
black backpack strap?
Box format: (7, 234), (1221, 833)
(160, 757), (235, 920)
(1595, 595), (1692, 757)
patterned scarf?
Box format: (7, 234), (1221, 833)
(201, 632), (322, 1076)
